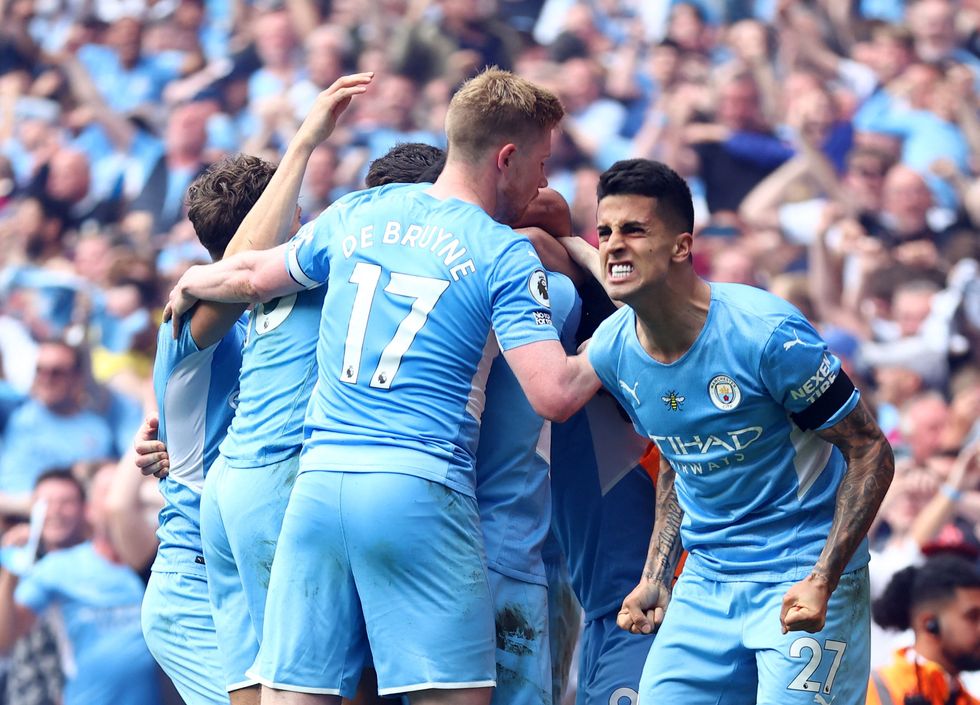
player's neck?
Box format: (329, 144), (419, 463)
(427, 161), (495, 214)
(632, 275), (711, 364)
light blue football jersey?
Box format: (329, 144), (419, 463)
(285, 183), (559, 497)
(152, 316), (246, 575)
(219, 287), (326, 467)
(476, 271), (578, 586)
(588, 282), (864, 582)
(15, 542), (162, 705)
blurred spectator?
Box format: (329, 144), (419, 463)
(390, 0), (520, 85)
(76, 16), (193, 114)
(123, 100), (211, 239)
(869, 554), (980, 704)
(0, 465), (162, 705)
(2, 468), (88, 705)
(0, 342), (113, 516)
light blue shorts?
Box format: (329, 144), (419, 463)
(141, 570), (229, 705)
(639, 567), (871, 705)
(200, 454), (298, 691)
(576, 611), (650, 705)
(489, 570), (552, 705)
(248, 471), (496, 698)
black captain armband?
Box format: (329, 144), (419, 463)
(789, 369), (856, 431)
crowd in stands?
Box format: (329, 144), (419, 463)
(0, 0), (979, 702)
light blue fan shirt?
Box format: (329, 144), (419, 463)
(475, 270), (578, 585)
(152, 315), (246, 575)
(15, 542), (162, 705)
(588, 282), (864, 582)
(285, 182), (559, 497)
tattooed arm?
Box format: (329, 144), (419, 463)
(780, 397), (894, 633)
(617, 455), (685, 635)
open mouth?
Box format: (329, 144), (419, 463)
(608, 263), (634, 281)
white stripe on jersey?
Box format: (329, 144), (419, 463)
(287, 243), (320, 289)
(584, 394), (649, 496)
(162, 347), (216, 493)
(790, 425), (834, 500)
(464, 333), (500, 424)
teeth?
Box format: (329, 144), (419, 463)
(610, 264), (633, 278)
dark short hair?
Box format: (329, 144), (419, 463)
(597, 159), (695, 234)
(186, 154), (277, 260)
(873, 555), (980, 631)
(366, 143), (445, 188)
(34, 468), (86, 502)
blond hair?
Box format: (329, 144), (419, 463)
(445, 67), (564, 162)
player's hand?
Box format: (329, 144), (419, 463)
(165, 272), (201, 339)
(780, 573), (832, 633)
(134, 416), (170, 478)
(296, 72), (374, 149)
(617, 579), (670, 635)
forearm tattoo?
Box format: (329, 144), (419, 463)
(645, 459), (685, 584)
(813, 397), (894, 588)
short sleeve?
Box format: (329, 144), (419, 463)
(285, 218), (331, 289)
(761, 315), (859, 431)
(488, 238), (560, 351)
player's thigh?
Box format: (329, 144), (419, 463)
(141, 571), (230, 705)
(576, 614), (650, 705)
(638, 572), (757, 705)
(488, 570), (552, 705)
(202, 458), (260, 692)
(342, 473), (496, 698)
(248, 470), (368, 698)
(751, 567), (871, 705)
(219, 454), (299, 640)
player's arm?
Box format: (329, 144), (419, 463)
(617, 454), (684, 635)
(781, 397), (894, 634)
(0, 524), (37, 653)
(517, 227), (584, 287)
(166, 244), (300, 338)
(188, 72), (373, 348)
(502, 340), (601, 422)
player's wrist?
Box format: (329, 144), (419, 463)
(806, 570), (837, 593)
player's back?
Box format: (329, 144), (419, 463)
(151, 317), (245, 573)
(476, 270), (578, 584)
(219, 286), (325, 467)
(288, 183), (557, 497)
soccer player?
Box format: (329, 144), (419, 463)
(165, 68), (601, 705)
(587, 159), (894, 705)
(143, 74), (372, 705)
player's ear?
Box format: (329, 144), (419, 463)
(497, 143), (517, 171)
(672, 232), (694, 261)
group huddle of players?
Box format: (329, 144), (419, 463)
(143, 67), (894, 705)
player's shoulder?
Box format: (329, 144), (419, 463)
(711, 282), (804, 331)
(588, 304), (634, 359)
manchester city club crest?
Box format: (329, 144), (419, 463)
(708, 375), (741, 410)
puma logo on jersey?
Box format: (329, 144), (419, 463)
(783, 331), (804, 351)
(619, 380), (640, 405)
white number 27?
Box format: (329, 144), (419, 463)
(788, 637), (847, 696)
(341, 262), (449, 389)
